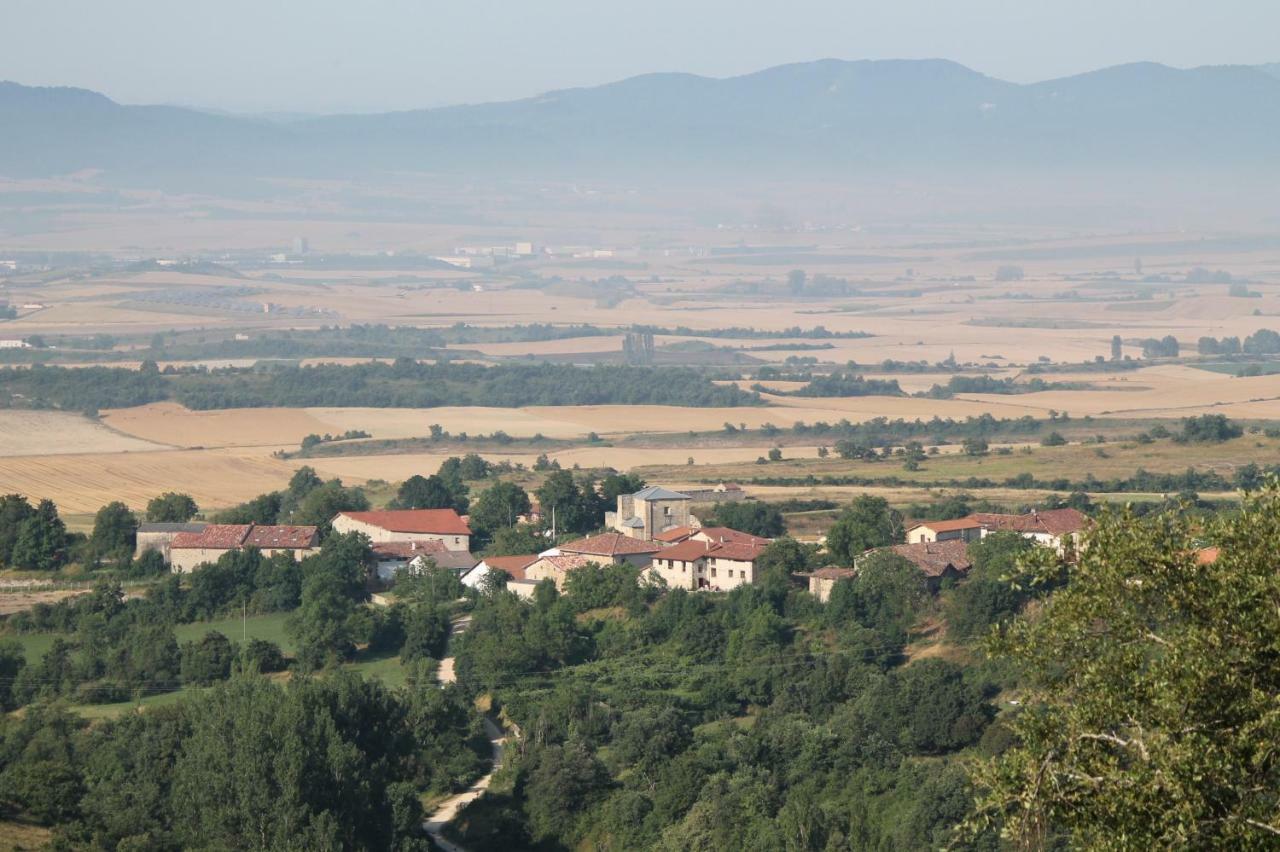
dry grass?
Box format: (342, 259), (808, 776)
(0, 411), (168, 456)
(0, 448), (294, 513)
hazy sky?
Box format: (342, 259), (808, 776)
(4, 0), (1277, 114)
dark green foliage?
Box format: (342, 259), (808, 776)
(390, 473), (468, 513)
(706, 500), (786, 537)
(90, 500), (137, 560)
(534, 470), (605, 536)
(0, 361), (761, 411)
(9, 498), (68, 570)
(180, 631), (237, 685)
(782, 371), (903, 398)
(1177, 413), (1243, 443)
(145, 492), (199, 522)
(469, 482), (532, 546)
(0, 494), (36, 566)
(239, 638), (287, 674)
(947, 532), (1039, 640)
(485, 524), (548, 557)
(824, 495), (903, 564)
(1139, 335), (1180, 358)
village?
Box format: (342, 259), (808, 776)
(134, 481), (1089, 604)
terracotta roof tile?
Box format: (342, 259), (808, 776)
(806, 566), (857, 580)
(654, 526), (697, 543)
(172, 523), (317, 551)
(481, 554), (540, 581)
(908, 517), (983, 534)
(560, 532), (664, 557)
(695, 527), (773, 547)
(371, 540), (448, 559)
(337, 509), (471, 536)
(885, 540), (973, 577)
(653, 540), (713, 562)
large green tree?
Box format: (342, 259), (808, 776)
(10, 499), (68, 571)
(145, 492), (199, 523)
(0, 494), (36, 566)
(468, 481), (532, 544)
(824, 495), (902, 565)
(91, 501), (138, 560)
(972, 489), (1280, 848)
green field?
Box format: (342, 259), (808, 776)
(173, 611), (294, 652)
(638, 434), (1276, 491)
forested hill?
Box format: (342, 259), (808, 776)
(0, 361), (763, 413)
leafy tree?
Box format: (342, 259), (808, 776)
(293, 479), (370, 530)
(180, 631), (237, 685)
(972, 490), (1280, 848)
(0, 640), (27, 711)
(962, 436), (989, 456)
(535, 470), (598, 535)
(391, 474), (467, 513)
(486, 524), (547, 557)
(10, 498), (68, 570)
(0, 494), (36, 566)
(824, 495), (902, 564)
(469, 481), (532, 543)
(1040, 431), (1067, 447)
(90, 500), (137, 560)
(1178, 413), (1243, 443)
(145, 492), (198, 522)
(707, 501), (785, 537)
(523, 742), (612, 843)
(238, 638), (287, 674)
(600, 473), (645, 504)
(847, 551), (928, 637)
(947, 531), (1039, 640)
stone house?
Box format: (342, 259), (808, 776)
(605, 486), (694, 540)
(331, 509), (472, 552)
(169, 523), (319, 574)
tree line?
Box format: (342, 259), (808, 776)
(0, 359), (762, 415)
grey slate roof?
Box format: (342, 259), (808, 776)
(632, 486), (690, 501)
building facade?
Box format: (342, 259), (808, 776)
(606, 486), (694, 540)
(331, 509), (472, 551)
(169, 523), (319, 573)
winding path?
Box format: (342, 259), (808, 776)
(422, 614), (514, 852)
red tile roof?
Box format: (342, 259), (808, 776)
(560, 532), (665, 557)
(654, 539), (713, 562)
(971, 508), (1088, 536)
(652, 538), (768, 565)
(886, 540), (973, 577)
(537, 554), (592, 573)
(337, 509), (471, 536)
(172, 523), (318, 551)
(707, 541), (769, 562)
(806, 566), (857, 580)
(172, 524), (251, 549)
(371, 540), (448, 559)
(908, 517), (983, 534)
(654, 526), (697, 543)
(482, 554), (540, 582)
(1196, 546), (1220, 565)
(695, 527), (773, 547)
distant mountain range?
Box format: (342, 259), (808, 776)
(2, 59), (1279, 183)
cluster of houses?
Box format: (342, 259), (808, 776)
(136, 484), (1088, 603)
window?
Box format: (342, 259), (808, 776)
(711, 568), (717, 578)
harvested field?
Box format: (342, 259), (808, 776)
(0, 410), (169, 456)
(102, 402), (334, 449)
(0, 449), (294, 513)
